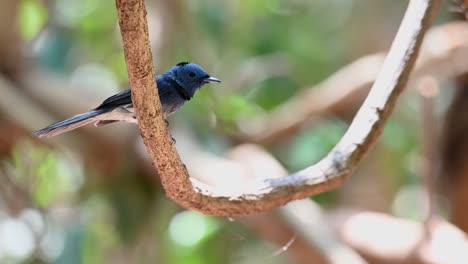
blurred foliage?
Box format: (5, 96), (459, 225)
(9, 142), (83, 208)
(0, 0), (455, 263)
(19, 0), (47, 41)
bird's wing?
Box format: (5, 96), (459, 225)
(95, 89), (132, 110)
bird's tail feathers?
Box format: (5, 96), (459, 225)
(34, 109), (105, 138)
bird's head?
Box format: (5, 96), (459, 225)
(167, 62), (220, 96)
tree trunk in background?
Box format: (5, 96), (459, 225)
(0, 0), (24, 76)
(440, 72), (468, 233)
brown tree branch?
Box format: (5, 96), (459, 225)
(116, 0), (440, 216)
(114, 0), (193, 205)
(239, 22), (468, 144)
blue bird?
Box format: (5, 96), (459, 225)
(34, 62), (220, 138)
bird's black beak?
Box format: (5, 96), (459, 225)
(203, 76), (221, 83)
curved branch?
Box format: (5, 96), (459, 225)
(116, 0), (440, 216)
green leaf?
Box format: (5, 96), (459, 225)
(19, 0), (47, 41)
(216, 95), (256, 122)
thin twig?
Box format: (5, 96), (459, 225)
(116, 0), (440, 216)
(418, 76), (439, 226)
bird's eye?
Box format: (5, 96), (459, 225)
(189, 71), (196, 77)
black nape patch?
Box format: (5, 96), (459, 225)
(176, 62), (190, 66)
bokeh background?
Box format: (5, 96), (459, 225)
(0, 0), (467, 263)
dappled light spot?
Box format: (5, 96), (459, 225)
(169, 211), (220, 247)
(0, 219), (35, 260)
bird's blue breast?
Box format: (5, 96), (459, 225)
(156, 75), (187, 117)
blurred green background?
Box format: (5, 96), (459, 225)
(0, 0), (460, 263)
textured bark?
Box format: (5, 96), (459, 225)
(114, 0), (195, 206)
(115, 0), (440, 216)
